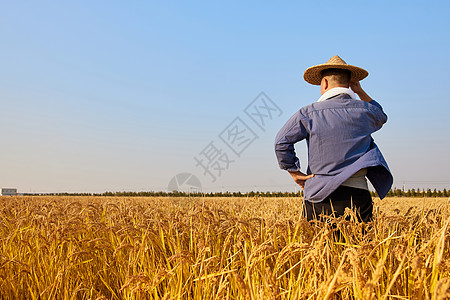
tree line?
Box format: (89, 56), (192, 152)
(23, 188), (449, 198)
(382, 187), (449, 198)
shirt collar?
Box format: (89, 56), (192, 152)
(317, 87), (357, 102)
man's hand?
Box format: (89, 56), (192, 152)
(350, 81), (363, 94)
(350, 81), (372, 103)
(288, 171), (314, 190)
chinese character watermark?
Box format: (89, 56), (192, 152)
(193, 141), (234, 182)
(244, 92), (283, 131)
(192, 92), (283, 183)
(168, 91), (283, 189)
(219, 117), (258, 157)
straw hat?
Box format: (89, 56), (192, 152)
(303, 55), (368, 85)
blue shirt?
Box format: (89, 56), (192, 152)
(274, 94), (393, 203)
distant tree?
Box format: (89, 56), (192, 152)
(417, 188), (423, 197)
(432, 188), (437, 197)
(406, 189), (412, 197)
(388, 189), (394, 197)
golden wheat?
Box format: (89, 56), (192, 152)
(0, 196), (448, 299)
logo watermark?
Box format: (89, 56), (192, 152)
(167, 173), (202, 193)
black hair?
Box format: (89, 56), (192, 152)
(321, 68), (351, 84)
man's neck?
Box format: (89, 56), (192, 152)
(317, 87), (356, 102)
(325, 84), (348, 93)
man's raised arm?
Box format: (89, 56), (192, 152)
(350, 81), (372, 103)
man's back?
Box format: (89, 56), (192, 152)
(275, 93), (391, 203)
(300, 94), (387, 175)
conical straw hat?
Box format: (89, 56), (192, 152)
(303, 55), (368, 85)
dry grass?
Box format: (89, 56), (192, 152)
(0, 196), (449, 299)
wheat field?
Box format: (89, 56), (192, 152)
(0, 196), (449, 299)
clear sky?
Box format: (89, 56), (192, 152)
(1, 1), (450, 193)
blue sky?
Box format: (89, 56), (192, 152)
(1, 1), (449, 193)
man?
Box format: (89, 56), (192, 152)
(274, 55), (393, 222)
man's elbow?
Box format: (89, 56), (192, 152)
(379, 113), (388, 126)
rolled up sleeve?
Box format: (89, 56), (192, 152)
(274, 111), (309, 172)
(368, 100), (388, 127)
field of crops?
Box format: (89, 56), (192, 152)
(0, 196), (449, 299)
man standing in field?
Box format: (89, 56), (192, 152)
(274, 55), (393, 222)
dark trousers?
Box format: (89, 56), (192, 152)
(304, 186), (373, 222)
